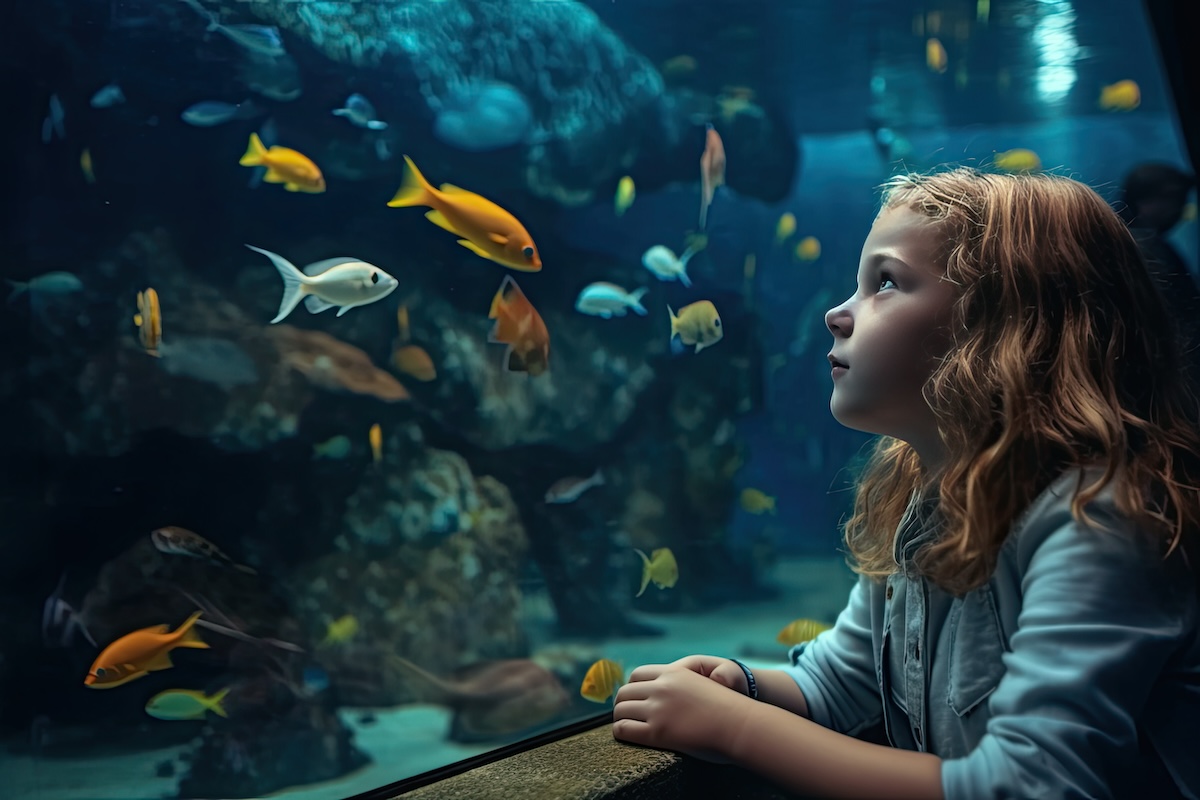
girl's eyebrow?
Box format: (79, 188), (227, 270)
(868, 252), (913, 270)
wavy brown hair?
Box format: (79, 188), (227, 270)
(843, 167), (1200, 595)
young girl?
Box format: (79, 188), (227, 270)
(612, 167), (1200, 799)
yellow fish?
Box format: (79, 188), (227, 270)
(134, 287), (162, 357)
(775, 212), (796, 244)
(794, 235), (821, 262)
(145, 687), (230, 720)
(993, 148), (1042, 173)
(739, 488), (776, 515)
(614, 175), (636, 217)
(387, 155), (542, 272)
(238, 132), (326, 193)
(580, 658), (623, 703)
(1099, 79), (1140, 111)
(368, 424), (382, 464)
(321, 614), (359, 647)
(777, 618), (833, 647)
(392, 344), (436, 382)
(926, 38), (947, 73)
(396, 305), (411, 344)
(85, 610), (208, 689)
(668, 300), (723, 355)
(80, 147), (96, 184)
(635, 547), (678, 597)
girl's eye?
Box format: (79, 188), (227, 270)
(878, 272), (897, 291)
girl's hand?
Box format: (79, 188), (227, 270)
(612, 662), (755, 762)
(667, 654), (753, 695)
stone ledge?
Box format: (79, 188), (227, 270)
(395, 724), (798, 800)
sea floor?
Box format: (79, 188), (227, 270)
(0, 555), (854, 800)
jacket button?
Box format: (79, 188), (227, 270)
(886, 585), (894, 600)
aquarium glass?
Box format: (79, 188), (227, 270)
(2, 0), (1194, 797)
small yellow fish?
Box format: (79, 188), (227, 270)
(635, 547), (678, 597)
(80, 147), (96, 184)
(926, 38), (947, 73)
(134, 287), (162, 357)
(321, 614), (359, 647)
(660, 54), (698, 80)
(777, 618), (833, 647)
(1099, 79), (1140, 111)
(775, 212), (796, 244)
(239, 132), (325, 193)
(795, 236), (821, 261)
(993, 148), (1042, 173)
(580, 658), (624, 703)
(668, 300), (723, 355)
(739, 488), (777, 515)
(145, 687), (230, 721)
(614, 175), (636, 217)
(369, 424), (382, 464)
(396, 305), (411, 343)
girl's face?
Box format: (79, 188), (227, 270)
(825, 206), (959, 466)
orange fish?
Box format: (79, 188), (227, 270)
(84, 610), (208, 689)
(580, 658), (624, 703)
(699, 123), (726, 229)
(488, 276), (550, 376)
(238, 132), (325, 193)
(387, 155), (542, 272)
(392, 344), (436, 382)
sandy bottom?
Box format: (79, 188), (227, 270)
(1, 556), (854, 800)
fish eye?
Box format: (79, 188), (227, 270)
(523, 246), (535, 260)
(370, 271), (380, 285)
(94, 668), (106, 677)
(713, 318), (722, 327)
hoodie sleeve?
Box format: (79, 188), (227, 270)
(780, 576), (883, 737)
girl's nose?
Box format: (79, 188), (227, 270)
(826, 301), (853, 338)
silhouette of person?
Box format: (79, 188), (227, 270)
(1118, 162), (1200, 375)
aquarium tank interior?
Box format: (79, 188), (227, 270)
(2, 0), (1196, 797)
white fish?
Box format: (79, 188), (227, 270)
(7, 271), (83, 301)
(544, 469), (605, 504)
(246, 244), (399, 323)
(331, 93), (387, 130)
(574, 282), (648, 318)
(211, 22), (286, 57)
(641, 244), (699, 287)
(89, 83), (126, 109)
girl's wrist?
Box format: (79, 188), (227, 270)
(728, 657), (759, 700)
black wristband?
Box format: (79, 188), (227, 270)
(729, 657), (758, 700)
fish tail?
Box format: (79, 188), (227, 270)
(634, 548), (652, 597)
(238, 132), (267, 167)
(6, 280), (28, 302)
(628, 288), (648, 316)
(246, 244), (309, 323)
(175, 610), (210, 649)
(387, 155), (434, 208)
(207, 687), (231, 718)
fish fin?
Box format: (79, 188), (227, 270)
(670, 335), (686, 356)
(174, 610), (209, 649)
(145, 651), (175, 671)
(507, 347), (529, 373)
(336, 305), (353, 317)
(629, 287), (648, 315)
(666, 305), (678, 334)
(366, 120), (388, 130)
(487, 232), (509, 245)
(331, 108), (350, 118)
(679, 267), (692, 288)
(284, 182), (301, 192)
(133, 313), (143, 326)
(694, 341), (705, 354)
(438, 183), (469, 194)
(247, 244), (309, 323)
(304, 295), (336, 314)
(387, 155), (433, 208)
(208, 687), (231, 717)
(424, 209), (460, 234)
(303, 257), (359, 276)
(238, 132), (267, 167)
(635, 549), (652, 597)
(457, 239), (495, 260)
(262, 169), (286, 184)
(6, 280), (28, 302)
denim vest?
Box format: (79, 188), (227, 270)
(785, 469), (1200, 800)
